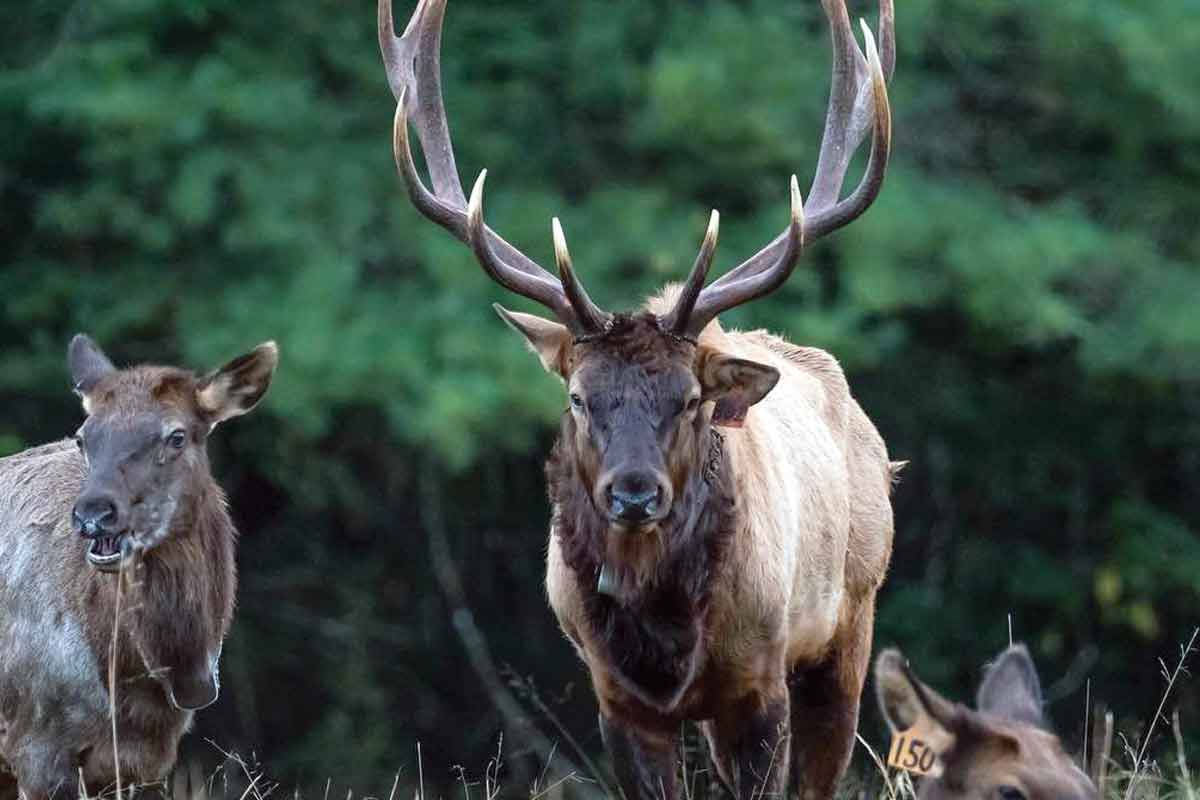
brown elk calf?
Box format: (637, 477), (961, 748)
(875, 645), (1097, 800)
(0, 335), (277, 800)
(380, 1), (898, 797)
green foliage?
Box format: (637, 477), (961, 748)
(1, 0), (1197, 791)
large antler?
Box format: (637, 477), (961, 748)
(382, 0), (894, 342)
(380, 0), (610, 335)
(664, 0), (895, 339)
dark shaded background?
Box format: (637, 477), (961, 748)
(1, 0), (1198, 795)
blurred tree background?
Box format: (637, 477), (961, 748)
(1, 0), (1198, 794)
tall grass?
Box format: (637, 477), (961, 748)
(77, 630), (1198, 800)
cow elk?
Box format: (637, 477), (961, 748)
(380, 0), (899, 796)
(0, 336), (277, 800)
(875, 645), (1098, 800)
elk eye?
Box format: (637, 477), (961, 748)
(167, 429), (187, 449)
(996, 786), (1026, 800)
(569, 393), (584, 411)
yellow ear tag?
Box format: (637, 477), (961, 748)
(887, 720), (945, 778)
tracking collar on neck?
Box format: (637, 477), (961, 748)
(703, 428), (724, 486)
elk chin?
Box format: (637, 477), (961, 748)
(597, 522), (665, 604)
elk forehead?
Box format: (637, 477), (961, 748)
(82, 366), (203, 421)
(570, 318), (702, 448)
(926, 720), (1094, 800)
(570, 315), (697, 390)
(982, 726), (1095, 798)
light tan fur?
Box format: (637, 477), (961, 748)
(546, 287), (895, 796)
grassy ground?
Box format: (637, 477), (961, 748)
(79, 694), (1197, 800)
(143, 724), (1195, 800)
(59, 630), (1200, 800)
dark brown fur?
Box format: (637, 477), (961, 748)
(548, 409), (735, 710)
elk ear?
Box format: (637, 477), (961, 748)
(875, 649), (959, 755)
(494, 304), (572, 378)
(196, 342), (278, 427)
(696, 348), (780, 428)
(68, 334), (117, 409)
(976, 644), (1046, 728)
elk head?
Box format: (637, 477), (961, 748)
(875, 645), (1097, 800)
(495, 210), (791, 533)
(380, 0), (893, 569)
(68, 335), (277, 572)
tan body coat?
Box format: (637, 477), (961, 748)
(376, 0), (897, 791)
(548, 301), (895, 729)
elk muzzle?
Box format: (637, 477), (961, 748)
(598, 469), (673, 526)
(73, 488), (131, 571)
(73, 493), (120, 538)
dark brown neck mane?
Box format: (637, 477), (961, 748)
(547, 427), (736, 712)
(79, 479), (236, 712)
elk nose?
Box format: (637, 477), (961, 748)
(73, 496), (119, 538)
(607, 473), (665, 524)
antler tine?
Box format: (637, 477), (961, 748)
(810, 18), (891, 236)
(382, 0), (608, 333)
(807, 0), (881, 211)
(878, 0), (896, 82)
(379, 0), (463, 206)
(661, 211), (720, 336)
(553, 219), (611, 334)
(392, 92), (583, 319)
(465, 172), (581, 326)
(676, 3), (893, 327)
(682, 178), (804, 338)
(391, 92), (466, 235)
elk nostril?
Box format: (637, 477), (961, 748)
(610, 488), (659, 519)
(648, 486), (663, 510)
(74, 497), (119, 536)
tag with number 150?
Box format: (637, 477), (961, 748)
(887, 727), (943, 777)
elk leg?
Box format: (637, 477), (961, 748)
(702, 689), (790, 800)
(0, 767), (16, 800)
(600, 713), (679, 800)
(787, 599), (874, 800)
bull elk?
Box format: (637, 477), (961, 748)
(0, 336), (277, 800)
(380, 0), (899, 796)
(875, 645), (1098, 799)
